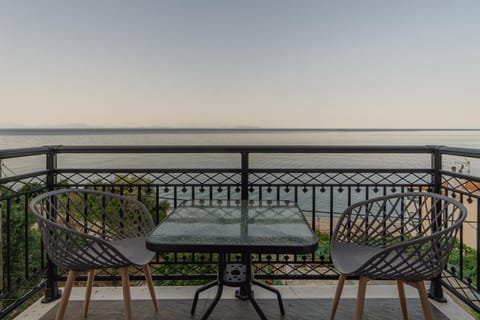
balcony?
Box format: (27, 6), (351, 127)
(1, 145), (480, 319)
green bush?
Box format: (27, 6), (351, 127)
(448, 239), (478, 286)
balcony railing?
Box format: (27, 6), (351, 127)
(0, 145), (479, 318)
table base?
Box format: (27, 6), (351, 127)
(190, 254), (285, 320)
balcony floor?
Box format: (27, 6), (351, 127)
(16, 284), (472, 320)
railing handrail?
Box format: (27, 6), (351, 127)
(438, 146), (480, 158)
(3, 145), (480, 158)
(12, 145), (480, 157)
(53, 145), (438, 154)
(0, 146), (50, 160)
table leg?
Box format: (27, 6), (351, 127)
(252, 279), (285, 315)
(244, 255), (284, 319)
(194, 253), (227, 319)
(236, 252), (251, 300)
(191, 280), (219, 315)
(199, 283), (224, 320)
(235, 286), (250, 300)
(194, 253), (285, 320)
(246, 282), (268, 320)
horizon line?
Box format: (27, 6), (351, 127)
(1, 127), (480, 133)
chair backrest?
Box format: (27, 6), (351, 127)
(29, 188), (155, 271)
(333, 192), (467, 280)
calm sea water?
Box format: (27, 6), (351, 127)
(1, 129), (480, 175)
(2, 128), (480, 148)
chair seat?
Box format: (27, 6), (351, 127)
(331, 242), (382, 275)
(110, 236), (155, 266)
(332, 241), (439, 280)
(69, 237), (155, 270)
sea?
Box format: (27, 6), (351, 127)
(1, 128), (480, 176)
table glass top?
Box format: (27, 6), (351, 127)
(146, 200), (318, 253)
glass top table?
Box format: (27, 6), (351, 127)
(146, 199), (318, 320)
(146, 199), (318, 254)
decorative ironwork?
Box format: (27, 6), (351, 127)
(0, 173), (47, 200)
(250, 170), (432, 186)
(442, 272), (480, 311)
(56, 170), (240, 187)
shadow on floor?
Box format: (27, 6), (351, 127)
(40, 298), (448, 320)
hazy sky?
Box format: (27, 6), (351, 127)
(1, 1), (479, 128)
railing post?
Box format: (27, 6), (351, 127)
(241, 152), (249, 201)
(0, 159), (3, 298)
(429, 148), (447, 302)
(46, 148), (57, 191)
(431, 149), (442, 195)
(236, 152), (250, 300)
(42, 149), (61, 303)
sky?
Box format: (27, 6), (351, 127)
(1, 0), (479, 129)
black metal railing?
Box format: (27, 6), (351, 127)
(1, 145), (479, 317)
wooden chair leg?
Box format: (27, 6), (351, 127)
(416, 281), (433, 320)
(83, 270), (95, 318)
(143, 264), (158, 311)
(329, 274), (346, 320)
(55, 270), (77, 320)
(120, 267), (132, 320)
(354, 276), (369, 320)
(404, 280), (433, 320)
(397, 280), (408, 320)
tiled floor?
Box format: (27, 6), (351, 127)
(17, 285), (472, 320)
